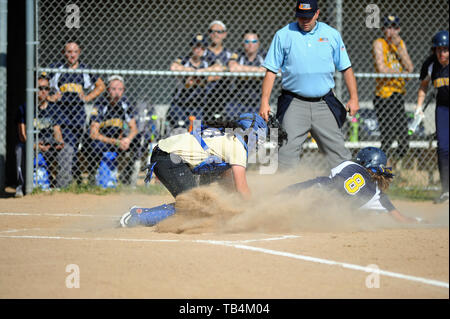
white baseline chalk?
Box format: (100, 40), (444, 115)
(0, 233), (298, 244)
(197, 240), (449, 289)
(0, 234), (180, 243)
(0, 212), (117, 219)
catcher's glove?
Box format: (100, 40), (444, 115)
(267, 113), (288, 147)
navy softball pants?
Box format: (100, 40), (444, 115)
(436, 105), (449, 192)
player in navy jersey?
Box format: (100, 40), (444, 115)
(47, 41), (106, 188)
(88, 75), (138, 184)
(414, 30), (449, 204)
(167, 34), (222, 130)
(15, 73), (64, 196)
(203, 21), (233, 67)
(226, 31), (266, 120)
(282, 147), (422, 223)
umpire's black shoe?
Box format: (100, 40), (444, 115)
(433, 192), (449, 204)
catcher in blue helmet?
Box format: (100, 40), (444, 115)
(281, 147), (423, 223)
(120, 112), (277, 227)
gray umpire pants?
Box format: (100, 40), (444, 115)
(278, 97), (351, 171)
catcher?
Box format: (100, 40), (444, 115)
(281, 147), (423, 223)
(120, 112), (281, 227)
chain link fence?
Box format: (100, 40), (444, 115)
(30, 0), (448, 191)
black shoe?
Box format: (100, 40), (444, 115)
(433, 192), (449, 204)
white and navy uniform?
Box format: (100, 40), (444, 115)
(419, 54), (449, 193)
(49, 61), (98, 130)
(285, 161), (396, 212)
(204, 47), (233, 67)
(87, 95), (137, 176)
(48, 62), (100, 188)
(15, 102), (59, 191)
(90, 95), (136, 147)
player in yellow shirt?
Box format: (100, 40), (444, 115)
(372, 15), (413, 164)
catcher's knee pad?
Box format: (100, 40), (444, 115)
(129, 203), (176, 227)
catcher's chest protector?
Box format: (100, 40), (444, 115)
(190, 126), (238, 175)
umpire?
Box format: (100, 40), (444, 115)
(259, 0), (359, 171)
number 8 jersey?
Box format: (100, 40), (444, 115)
(328, 161), (395, 212)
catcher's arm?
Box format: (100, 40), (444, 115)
(231, 165), (251, 200)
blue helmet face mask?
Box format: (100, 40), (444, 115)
(235, 112), (268, 155)
(355, 147), (394, 178)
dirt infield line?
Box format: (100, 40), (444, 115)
(1, 232), (448, 290)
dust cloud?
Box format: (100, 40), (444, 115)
(155, 168), (409, 234)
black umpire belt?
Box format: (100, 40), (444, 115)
(278, 89), (347, 128)
(281, 89), (326, 102)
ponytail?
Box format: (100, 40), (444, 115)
(367, 169), (392, 192)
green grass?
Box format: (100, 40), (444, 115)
(30, 180), (439, 202)
(387, 185), (440, 201)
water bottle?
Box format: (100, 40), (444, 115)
(349, 114), (359, 142)
(96, 151), (118, 188)
(188, 115), (196, 132)
(150, 114), (158, 141)
(408, 112), (424, 136)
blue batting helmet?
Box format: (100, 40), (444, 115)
(235, 112), (268, 153)
(355, 147), (393, 177)
(432, 30), (449, 48)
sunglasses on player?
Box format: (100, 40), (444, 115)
(244, 39), (259, 44)
(38, 86), (50, 91)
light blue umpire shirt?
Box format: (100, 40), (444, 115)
(263, 21), (351, 98)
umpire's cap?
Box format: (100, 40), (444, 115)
(432, 30), (449, 48)
(295, 0), (318, 18)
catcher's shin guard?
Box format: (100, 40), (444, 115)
(120, 203), (176, 227)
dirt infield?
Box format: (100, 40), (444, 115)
(0, 188), (448, 299)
